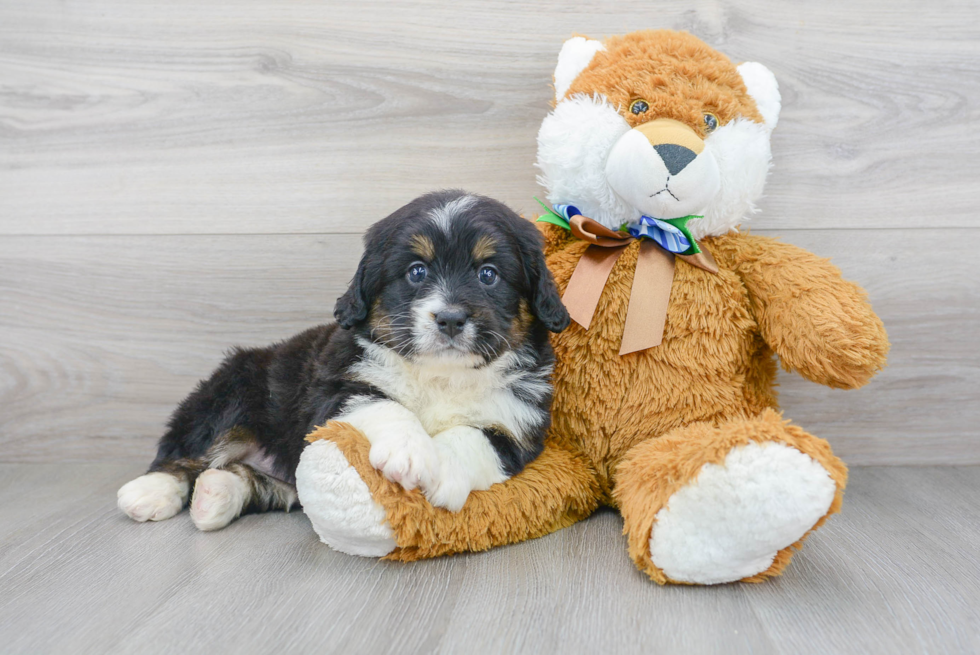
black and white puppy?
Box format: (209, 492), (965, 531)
(117, 190), (570, 530)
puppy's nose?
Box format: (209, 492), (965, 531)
(435, 308), (469, 338)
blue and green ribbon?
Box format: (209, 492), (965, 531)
(534, 197), (703, 256)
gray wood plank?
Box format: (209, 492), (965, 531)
(0, 234), (361, 462)
(2, 0), (979, 235)
(745, 467), (980, 653)
(0, 464), (977, 654)
(2, 229), (977, 464)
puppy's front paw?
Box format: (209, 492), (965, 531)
(368, 433), (440, 491)
(424, 464), (472, 512)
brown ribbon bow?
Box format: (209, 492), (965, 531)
(562, 214), (719, 355)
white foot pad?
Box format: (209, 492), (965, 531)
(190, 469), (248, 531)
(118, 472), (188, 522)
(296, 440), (396, 557)
(649, 442), (836, 584)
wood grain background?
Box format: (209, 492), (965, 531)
(2, 0), (978, 464)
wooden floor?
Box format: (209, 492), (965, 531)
(1, 464), (976, 654)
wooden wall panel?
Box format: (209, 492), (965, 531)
(1, 0), (977, 463)
(1, 0), (979, 235)
(1, 230), (976, 464)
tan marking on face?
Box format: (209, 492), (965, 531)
(409, 234), (436, 261)
(473, 235), (497, 261)
(510, 298), (534, 343)
(369, 299), (393, 340)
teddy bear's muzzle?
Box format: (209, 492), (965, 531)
(604, 118), (721, 220)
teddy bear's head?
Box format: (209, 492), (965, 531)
(536, 30), (780, 240)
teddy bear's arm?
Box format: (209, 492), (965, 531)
(725, 234), (890, 389)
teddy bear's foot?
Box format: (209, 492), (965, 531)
(295, 439), (397, 557)
(648, 441), (836, 584)
(615, 409), (848, 585)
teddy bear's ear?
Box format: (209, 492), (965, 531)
(737, 62), (781, 131)
(553, 36), (605, 102)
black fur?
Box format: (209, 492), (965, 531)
(146, 190), (568, 512)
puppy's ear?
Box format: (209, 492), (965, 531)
(334, 257), (370, 329)
(334, 226), (386, 329)
(517, 224), (570, 333)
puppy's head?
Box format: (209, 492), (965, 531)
(335, 190), (570, 364)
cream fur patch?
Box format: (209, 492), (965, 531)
(648, 442), (836, 584)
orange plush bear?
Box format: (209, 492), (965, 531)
(297, 30), (889, 584)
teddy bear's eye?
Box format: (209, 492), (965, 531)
(703, 113), (719, 132)
(629, 99), (649, 115)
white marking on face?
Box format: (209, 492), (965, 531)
(410, 287), (477, 357)
(428, 194), (478, 233)
(117, 472), (188, 522)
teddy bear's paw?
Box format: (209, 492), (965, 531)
(117, 472), (188, 522)
(368, 431), (440, 492)
(296, 440), (397, 557)
(648, 441), (836, 584)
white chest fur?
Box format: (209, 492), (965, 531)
(350, 340), (547, 442)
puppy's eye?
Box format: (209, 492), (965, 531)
(478, 265), (498, 286)
(629, 99), (649, 115)
(703, 113), (719, 133)
(407, 263), (427, 284)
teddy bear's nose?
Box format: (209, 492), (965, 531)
(653, 143), (698, 175)
(634, 118), (705, 176)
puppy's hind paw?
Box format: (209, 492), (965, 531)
(190, 469), (248, 531)
(117, 472), (188, 522)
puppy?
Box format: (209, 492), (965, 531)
(117, 190), (570, 530)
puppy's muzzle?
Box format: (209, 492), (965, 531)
(435, 307), (469, 339)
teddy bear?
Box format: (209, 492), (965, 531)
(295, 29), (889, 584)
